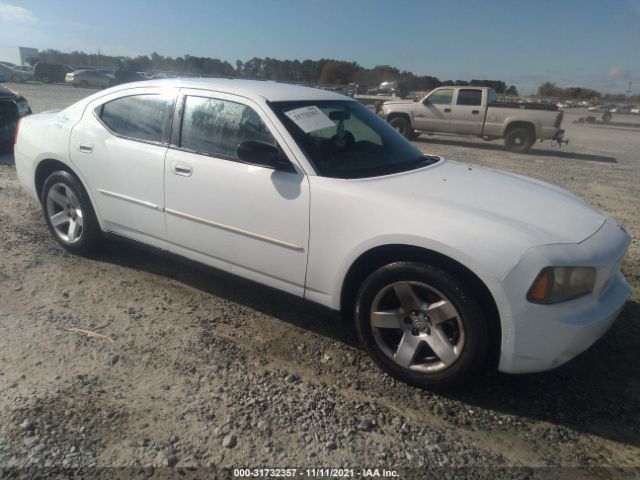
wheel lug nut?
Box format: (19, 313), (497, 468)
(411, 328), (419, 336)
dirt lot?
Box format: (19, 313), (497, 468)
(1, 83), (639, 478)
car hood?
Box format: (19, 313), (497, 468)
(360, 159), (606, 245)
(382, 99), (417, 107)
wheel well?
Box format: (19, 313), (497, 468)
(386, 112), (411, 124)
(34, 159), (78, 198)
(505, 121), (535, 138)
(340, 244), (502, 369)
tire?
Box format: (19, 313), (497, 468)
(79, 80), (89, 88)
(602, 112), (612, 123)
(504, 127), (534, 153)
(40, 170), (101, 255)
(389, 116), (412, 139)
(354, 262), (488, 388)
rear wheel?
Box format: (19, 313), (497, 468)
(355, 262), (488, 388)
(389, 116), (412, 139)
(602, 112), (612, 122)
(504, 127), (534, 152)
(41, 171), (101, 255)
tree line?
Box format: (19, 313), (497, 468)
(37, 49), (518, 95)
(536, 81), (639, 102)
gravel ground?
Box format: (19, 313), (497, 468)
(0, 83), (639, 479)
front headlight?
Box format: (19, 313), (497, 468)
(527, 267), (596, 304)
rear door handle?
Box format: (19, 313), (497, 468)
(78, 142), (93, 153)
(171, 161), (193, 177)
(444, 108), (451, 113)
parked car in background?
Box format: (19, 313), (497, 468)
(34, 63), (73, 83)
(13, 78), (631, 388)
(380, 86), (566, 152)
(96, 69), (115, 77)
(109, 70), (146, 86)
(587, 104), (616, 113)
(13, 65), (34, 74)
(149, 72), (177, 80)
(65, 69), (112, 89)
(0, 63), (33, 83)
(631, 106), (640, 114)
(614, 105), (635, 114)
(0, 83), (31, 152)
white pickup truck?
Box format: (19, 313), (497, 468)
(379, 86), (567, 152)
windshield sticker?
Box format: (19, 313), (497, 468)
(284, 106), (335, 133)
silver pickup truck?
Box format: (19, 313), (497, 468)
(379, 86), (567, 152)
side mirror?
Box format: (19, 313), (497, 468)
(237, 141), (294, 172)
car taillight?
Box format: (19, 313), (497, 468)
(554, 111), (563, 128)
(14, 118), (21, 145)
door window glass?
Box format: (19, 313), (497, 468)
(456, 89), (482, 106)
(180, 96), (276, 159)
(426, 89), (453, 105)
(98, 94), (172, 143)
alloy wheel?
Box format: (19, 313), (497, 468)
(369, 281), (465, 373)
(45, 182), (84, 244)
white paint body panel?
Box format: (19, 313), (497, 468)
(13, 79), (631, 375)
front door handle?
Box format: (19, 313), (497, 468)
(171, 161), (193, 177)
(471, 110), (480, 114)
(444, 108), (451, 113)
(78, 142), (94, 153)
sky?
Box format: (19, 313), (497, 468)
(0, 0), (639, 94)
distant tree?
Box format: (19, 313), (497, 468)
(505, 85), (519, 96)
(318, 61), (358, 84)
(537, 81), (564, 98)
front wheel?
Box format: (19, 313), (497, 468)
(389, 116), (412, 139)
(41, 171), (101, 255)
(355, 262), (488, 388)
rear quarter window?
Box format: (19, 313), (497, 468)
(96, 94), (173, 144)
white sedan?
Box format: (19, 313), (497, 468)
(14, 79), (631, 387)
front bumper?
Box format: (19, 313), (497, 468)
(497, 219), (631, 374)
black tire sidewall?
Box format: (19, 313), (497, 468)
(355, 262), (488, 388)
(389, 117), (411, 138)
(40, 170), (101, 254)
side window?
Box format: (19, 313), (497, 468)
(456, 89), (482, 106)
(180, 96), (276, 159)
(98, 94), (172, 144)
(426, 89), (453, 105)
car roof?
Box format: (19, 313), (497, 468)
(114, 78), (351, 102)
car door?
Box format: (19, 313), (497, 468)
(69, 87), (177, 243)
(163, 89), (310, 295)
(449, 88), (485, 135)
(412, 88), (454, 132)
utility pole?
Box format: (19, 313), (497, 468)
(626, 81), (632, 97)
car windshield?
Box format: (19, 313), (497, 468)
(270, 100), (438, 179)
